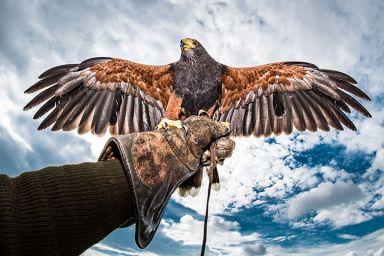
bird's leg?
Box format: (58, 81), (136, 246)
(156, 93), (183, 130)
(206, 103), (217, 118)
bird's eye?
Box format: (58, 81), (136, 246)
(193, 41), (199, 46)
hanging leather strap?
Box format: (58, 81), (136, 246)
(200, 141), (217, 256)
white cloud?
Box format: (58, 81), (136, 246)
(338, 234), (359, 240)
(83, 243), (159, 256)
(173, 132), (383, 228)
(267, 229), (384, 256)
(318, 166), (352, 183)
(173, 136), (321, 215)
(0, 64), (32, 152)
(81, 249), (109, 256)
(337, 109), (384, 153)
(161, 216), (384, 256)
(173, 129), (383, 228)
(371, 149), (384, 172)
(161, 215), (264, 256)
(287, 182), (364, 219)
(344, 252), (359, 256)
(313, 204), (370, 228)
(374, 247), (384, 256)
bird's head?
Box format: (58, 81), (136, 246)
(180, 38), (207, 59)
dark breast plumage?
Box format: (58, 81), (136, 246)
(172, 55), (223, 116)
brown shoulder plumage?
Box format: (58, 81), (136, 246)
(90, 59), (173, 106)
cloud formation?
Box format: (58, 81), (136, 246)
(161, 215), (264, 256)
(1, 0), (383, 255)
(287, 182), (364, 219)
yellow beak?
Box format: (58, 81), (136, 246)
(181, 38), (196, 49)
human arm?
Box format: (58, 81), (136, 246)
(0, 159), (133, 256)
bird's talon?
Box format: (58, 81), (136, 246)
(182, 124), (189, 133)
(198, 110), (209, 116)
(221, 121), (231, 129)
(156, 118), (183, 130)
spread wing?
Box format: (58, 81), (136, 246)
(217, 62), (371, 136)
(24, 57), (174, 135)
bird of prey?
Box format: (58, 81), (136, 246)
(24, 38), (371, 196)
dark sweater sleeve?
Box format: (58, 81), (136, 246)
(0, 159), (135, 256)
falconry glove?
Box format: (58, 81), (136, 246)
(98, 116), (234, 248)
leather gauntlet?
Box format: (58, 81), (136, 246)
(98, 116), (233, 248)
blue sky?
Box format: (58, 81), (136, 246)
(1, 0), (383, 255)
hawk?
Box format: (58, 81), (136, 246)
(24, 38), (372, 195)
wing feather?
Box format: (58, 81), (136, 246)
(289, 94), (305, 132)
(142, 102), (151, 131)
(95, 92), (115, 135)
(24, 57), (174, 135)
(38, 64), (78, 79)
(336, 89), (371, 117)
(253, 97), (263, 137)
(328, 101), (357, 131)
(231, 107), (245, 136)
(110, 91), (122, 127)
(117, 94), (128, 134)
(126, 95), (135, 133)
(320, 69), (357, 84)
(33, 96), (59, 119)
(334, 79), (371, 100)
(218, 62), (371, 136)
(24, 84), (60, 110)
(243, 102), (255, 135)
(78, 91), (102, 134)
(300, 91), (330, 131)
(282, 94), (293, 135)
(63, 91), (93, 131)
(52, 87), (87, 131)
(296, 91), (317, 132)
(25, 73), (64, 94)
(308, 91), (344, 130)
(133, 96), (143, 132)
(226, 107), (235, 123)
(261, 95), (272, 136)
(268, 94), (283, 135)
(38, 98), (70, 130)
(218, 111), (228, 122)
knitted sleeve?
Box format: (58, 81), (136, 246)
(0, 159), (134, 256)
